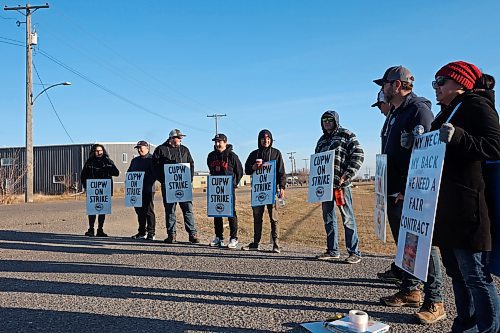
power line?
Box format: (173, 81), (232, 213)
(0, 39), (23, 47)
(36, 48), (207, 132)
(33, 62), (75, 143)
(55, 10), (220, 115)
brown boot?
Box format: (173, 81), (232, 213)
(415, 301), (446, 324)
(380, 289), (423, 308)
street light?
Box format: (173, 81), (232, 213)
(25, 81), (71, 203)
(31, 81), (71, 105)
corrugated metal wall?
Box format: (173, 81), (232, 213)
(0, 143), (155, 195)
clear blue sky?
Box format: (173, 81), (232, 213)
(2, 0), (499, 176)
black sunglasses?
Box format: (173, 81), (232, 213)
(432, 77), (449, 89)
(322, 117), (335, 123)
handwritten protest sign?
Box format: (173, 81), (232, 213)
(164, 163), (193, 203)
(308, 151), (334, 203)
(207, 175), (233, 217)
(251, 160), (276, 207)
(125, 171), (144, 207)
(396, 130), (445, 281)
(374, 154), (388, 242)
(86, 179), (112, 215)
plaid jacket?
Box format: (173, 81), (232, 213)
(315, 111), (364, 186)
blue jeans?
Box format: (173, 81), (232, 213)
(400, 246), (444, 303)
(161, 183), (196, 235)
(321, 186), (360, 256)
(441, 248), (500, 333)
(163, 201), (197, 236)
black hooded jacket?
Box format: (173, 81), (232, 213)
(80, 154), (119, 192)
(152, 139), (194, 183)
(207, 144), (244, 188)
(244, 130), (287, 189)
(432, 90), (500, 251)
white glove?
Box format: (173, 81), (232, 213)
(439, 123), (455, 143)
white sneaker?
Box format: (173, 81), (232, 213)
(227, 238), (238, 249)
(210, 237), (224, 247)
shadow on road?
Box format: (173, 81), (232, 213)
(0, 307), (272, 333)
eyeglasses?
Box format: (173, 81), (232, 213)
(432, 77), (449, 89)
(322, 118), (335, 123)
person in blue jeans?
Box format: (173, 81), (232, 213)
(314, 110), (364, 264)
(431, 62), (500, 333)
(375, 65), (446, 325)
(152, 129), (199, 244)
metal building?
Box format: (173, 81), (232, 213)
(0, 142), (154, 195)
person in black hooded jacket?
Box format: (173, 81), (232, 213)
(152, 129), (199, 244)
(207, 133), (243, 249)
(242, 129), (286, 253)
(431, 61), (500, 333)
(80, 143), (119, 237)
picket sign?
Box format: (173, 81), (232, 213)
(86, 179), (112, 215)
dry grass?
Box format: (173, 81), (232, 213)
(6, 183), (396, 256)
(194, 183), (397, 256)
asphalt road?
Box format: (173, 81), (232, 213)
(0, 198), (497, 332)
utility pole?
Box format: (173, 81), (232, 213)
(287, 152), (296, 185)
(302, 158), (309, 173)
(5, 3), (50, 203)
(206, 114), (227, 135)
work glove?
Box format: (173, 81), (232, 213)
(439, 123), (455, 143)
(400, 132), (414, 150)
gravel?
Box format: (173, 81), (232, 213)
(1, 198), (498, 332)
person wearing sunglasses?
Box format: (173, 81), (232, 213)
(152, 129), (199, 244)
(374, 66), (446, 325)
(431, 61), (500, 333)
(80, 143), (119, 237)
(314, 110), (364, 264)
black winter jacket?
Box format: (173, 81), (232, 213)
(152, 141), (194, 183)
(207, 144), (243, 188)
(244, 130), (287, 190)
(432, 90), (500, 251)
(382, 92), (434, 195)
(127, 153), (156, 193)
(80, 156), (119, 193)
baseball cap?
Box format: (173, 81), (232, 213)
(134, 140), (149, 148)
(169, 129), (186, 139)
(212, 133), (227, 142)
(374, 66), (414, 86)
(371, 90), (386, 107)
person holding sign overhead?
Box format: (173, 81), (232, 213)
(242, 129), (286, 253)
(207, 133), (243, 249)
(127, 140), (157, 241)
(314, 111), (364, 264)
(80, 144), (119, 237)
(430, 61), (500, 332)
(152, 129), (199, 244)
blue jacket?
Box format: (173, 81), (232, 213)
(381, 92), (433, 195)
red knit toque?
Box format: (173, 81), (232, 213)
(435, 61), (482, 90)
